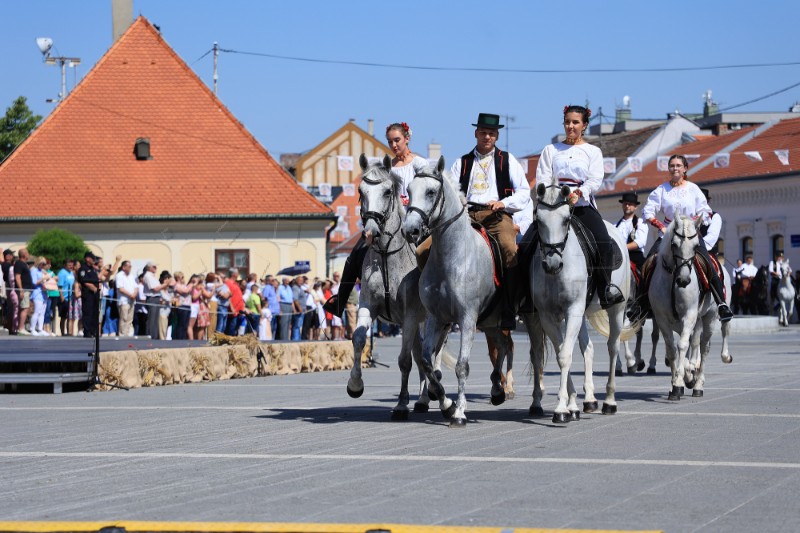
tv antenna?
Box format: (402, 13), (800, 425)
(36, 37), (81, 102)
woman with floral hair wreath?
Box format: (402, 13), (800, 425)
(324, 121), (428, 318)
(533, 105), (625, 307)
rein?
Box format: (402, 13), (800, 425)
(661, 227), (697, 275)
(535, 184), (574, 268)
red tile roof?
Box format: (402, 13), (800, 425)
(0, 16), (331, 221)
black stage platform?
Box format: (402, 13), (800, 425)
(0, 337), (208, 393)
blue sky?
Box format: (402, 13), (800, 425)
(3, 0), (799, 164)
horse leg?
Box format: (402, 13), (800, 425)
(487, 328), (507, 405)
(684, 319), (703, 390)
(602, 304), (624, 414)
(692, 316), (714, 397)
(413, 330), (432, 412)
(719, 316), (733, 364)
(648, 319), (659, 374)
(450, 322), (477, 428)
(347, 306), (372, 398)
(505, 334), (515, 400)
(578, 319), (597, 413)
(391, 317), (417, 421)
(522, 313), (546, 417)
(551, 312), (581, 424)
(633, 327), (646, 372)
(420, 318), (455, 421)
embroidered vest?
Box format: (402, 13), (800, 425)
(459, 148), (514, 199)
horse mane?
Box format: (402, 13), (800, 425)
(415, 159), (463, 202)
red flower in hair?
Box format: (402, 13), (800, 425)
(586, 108), (592, 118)
(401, 122), (410, 132)
(563, 105), (570, 114)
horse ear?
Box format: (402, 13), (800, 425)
(560, 185), (571, 198)
(536, 183), (546, 197)
(359, 153), (369, 171)
(382, 154), (392, 171)
(437, 155), (446, 173)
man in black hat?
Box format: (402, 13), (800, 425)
(615, 192), (647, 272)
(449, 113), (531, 330)
(78, 251), (100, 338)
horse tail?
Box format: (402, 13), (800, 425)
(440, 346), (457, 370)
(586, 308), (641, 341)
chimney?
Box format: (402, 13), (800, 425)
(428, 143), (441, 160)
(367, 119), (374, 136)
(112, 0), (134, 42)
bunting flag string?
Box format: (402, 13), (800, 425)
(596, 147), (797, 173)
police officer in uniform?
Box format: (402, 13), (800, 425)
(615, 192), (647, 273)
(78, 251), (100, 338)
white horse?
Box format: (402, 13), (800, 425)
(348, 154), (437, 419)
(777, 260), (796, 326)
(532, 181), (635, 423)
(402, 157), (516, 428)
(649, 214), (732, 400)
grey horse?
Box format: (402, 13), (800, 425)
(532, 181), (635, 423)
(402, 156), (514, 428)
(777, 260), (795, 326)
(649, 214), (732, 400)
(347, 154), (438, 419)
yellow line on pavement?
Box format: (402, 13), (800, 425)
(0, 521), (662, 533)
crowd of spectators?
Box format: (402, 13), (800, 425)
(1, 249), (385, 341)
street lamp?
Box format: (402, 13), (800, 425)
(36, 37), (81, 102)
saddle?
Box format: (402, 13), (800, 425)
(471, 221), (503, 287)
(570, 217), (624, 305)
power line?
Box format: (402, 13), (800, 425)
(215, 48), (800, 74)
(718, 80), (800, 112)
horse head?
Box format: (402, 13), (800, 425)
(535, 181), (572, 274)
(665, 214), (702, 288)
(403, 155), (453, 245)
(780, 259), (792, 281)
(358, 154), (397, 245)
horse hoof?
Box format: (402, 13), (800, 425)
(346, 386), (363, 399)
(391, 409), (409, 421)
(627, 365), (637, 375)
(637, 360), (645, 372)
(685, 379), (696, 389)
(529, 405), (545, 417)
(615, 368), (624, 377)
(449, 417), (467, 428)
(668, 386), (682, 401)
(413, 402), (429, 413)
(692, 389), (704, 398)
(552, 412), (570, 424)
(490, 390), (506, 406)
(601, 403), (617, 415)
(647, 367), (656, 375)
(442, 402), (457, 420)
(678, 386), (685, 396)
(505, 390), (516, 400)
(570, 410), (581, 421)
(583, 401), (598, 413)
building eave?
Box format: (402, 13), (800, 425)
(0, 213), (337, 224)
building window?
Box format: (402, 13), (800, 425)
(215, 249), (250, 275)
(741, 237), (753, 259)
(771, 235), (784, 259)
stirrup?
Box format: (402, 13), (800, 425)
(601, 284), (625, 309)
(717, 303), (733, 323)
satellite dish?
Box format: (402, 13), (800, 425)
(36, 37), (53, 56)
(622, 95), (631, 108)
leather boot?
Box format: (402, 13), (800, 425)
(323, 237), (368, 318)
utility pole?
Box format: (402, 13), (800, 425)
(213, 42), (219, 96)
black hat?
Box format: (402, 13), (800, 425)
(84, 251), (97, 260)
(701, 188), (711, 201)
(619, 192), (640, 205)
(2, 248), (12, 256)
(472, 113), (504, 129)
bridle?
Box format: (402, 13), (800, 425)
(360, 170), (405, 256)
(407, 170), (464, 236)
(535, 184), (574, 271)
(662, 226), (697, 276)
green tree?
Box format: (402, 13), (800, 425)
(28, 228), (89, 269)
(0, 96), (42, 161)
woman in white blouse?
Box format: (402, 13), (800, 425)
(324, 122), (427, 318)
(535, 105), (624, 308)
(635, 154), (732, 321)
